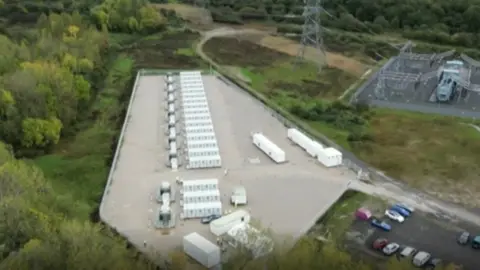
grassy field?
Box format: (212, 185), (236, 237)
(203, 36), (480, 207)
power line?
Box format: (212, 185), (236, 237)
(295, 0), (325, 72)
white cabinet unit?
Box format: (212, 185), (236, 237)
(187, 140), (218, 149)
(317, 147), (342, 167)
(182, 179), (219, 192)
(186, 156), (222, 169)
(168, 115), (176, 127)
(168, 127), (176, 141)
(168, 104), (175, 114)
(252, 133), (286, 163)
(182, 201), (223, 218)
(210, 209), (251, 236)
(183, 190), (221, 203)
(183, 233), (221, 268)
(167, 94), (175, 103)
(183, 108), (210, 115)
(169, 142), (177, 157)
(185, 126), (215, 134)
(171, 158), (178, 170)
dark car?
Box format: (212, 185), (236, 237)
(457, 231), (470, 245)
(425, 258), (442, 269)
(200, 214), (221, 224)
(372, 238), (389, 250)
(371, 218), (392, 231)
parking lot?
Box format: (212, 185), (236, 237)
(346, 209), (480, 269)
(100, 72), (353, 255)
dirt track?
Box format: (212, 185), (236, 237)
(157, 4), (367, 77)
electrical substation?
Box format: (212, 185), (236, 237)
(352, 42), (480, 118)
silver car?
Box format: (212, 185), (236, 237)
(382, 243), (400, 255)
(413, 251), (431, 267)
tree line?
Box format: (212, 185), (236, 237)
(173, 0), (480, 49)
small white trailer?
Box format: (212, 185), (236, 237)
(252, 133), (286, 163)
(317, 147), (342, 167)
(287, 128), (323, 157)
(183, 232), (221, 268)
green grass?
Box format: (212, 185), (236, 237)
(34, 155), (107, 219)
(311, 191), (371, 242)
(203, 35), (480, 207)
(175, 48), (195, 56)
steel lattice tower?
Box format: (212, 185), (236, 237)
(193, 0), (209, 8)
(296, 0), (325, 72)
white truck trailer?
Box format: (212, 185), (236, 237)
(183, 232), (221, 268)
(252, 133), (285, 163)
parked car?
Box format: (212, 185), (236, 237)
(385, 209), (405, 223)
(390, 205), (410, 217)
(399, 246), (417, 258)
(457, 231), (470, 245)
(371, 218), (392, 231)
(425, 258), (442, 269)
(200, 214), (221, 224)
(412, 251), (431, 267)
(394, 203), (415, 214)
(372, 238), (389, 250)
(472, 235), (480, 249)
(382, 243), (400, 255)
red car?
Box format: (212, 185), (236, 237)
(373, 238), (389, 250)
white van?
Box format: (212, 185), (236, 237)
(412, 251), (431, 267)
(230, 186), (247, 206)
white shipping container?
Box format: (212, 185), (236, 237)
(317, 147), (342, 167)
(252, 133), (286, 163)
(182, 178), (219, 192)
(210, 209), (251, 236)
(183, 233), (221, 268)
(183, 108), (210, 115)
(306, 141), (324, 158)
(185, 126), (214, 134)
(183, 189), (221, 204)
(184, 119), (213, 126)
(182, 201), (223, 218)
(187, 140), (217, 149)
(287, 128), (312, 150)
(187, 156), (222, 169)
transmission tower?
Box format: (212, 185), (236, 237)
(295, 0), (325, 72)
(193, 0), (209, 8)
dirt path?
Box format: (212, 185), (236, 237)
(199, 27), (367, 77)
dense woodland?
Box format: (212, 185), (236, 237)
(0, 0), (473, 269)
(173, 0), (480, 49)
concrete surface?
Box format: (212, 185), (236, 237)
(101, 74), (352, 256)
(347, 213), (480, 269)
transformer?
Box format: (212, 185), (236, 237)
(436, 60), (463, 102)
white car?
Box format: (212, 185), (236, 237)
(385, 209), (405, 223)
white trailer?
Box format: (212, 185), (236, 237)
(182, 178), (219, 192)
(210, 209), (251, 236)
(287, 128), (312, 150)
(317, 147), (342, 167)
(183, 233), (221, 268)
(306, 141), (323, 158)
(287, 128), (323, 157)
(182, 201), (223, 218)
(252, 133), (286, 163)
(183, 189), (221, 204)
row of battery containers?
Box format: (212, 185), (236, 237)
(183, 190), (220, 204)
(187, 148), (220, 158)
(182, 179), (219, 192)
(187, 141), (218, 149)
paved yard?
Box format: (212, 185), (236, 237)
(100, 73), (353, 256)
(347, 211), (480, 269)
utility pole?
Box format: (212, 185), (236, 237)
(295, 0), (325, 72)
